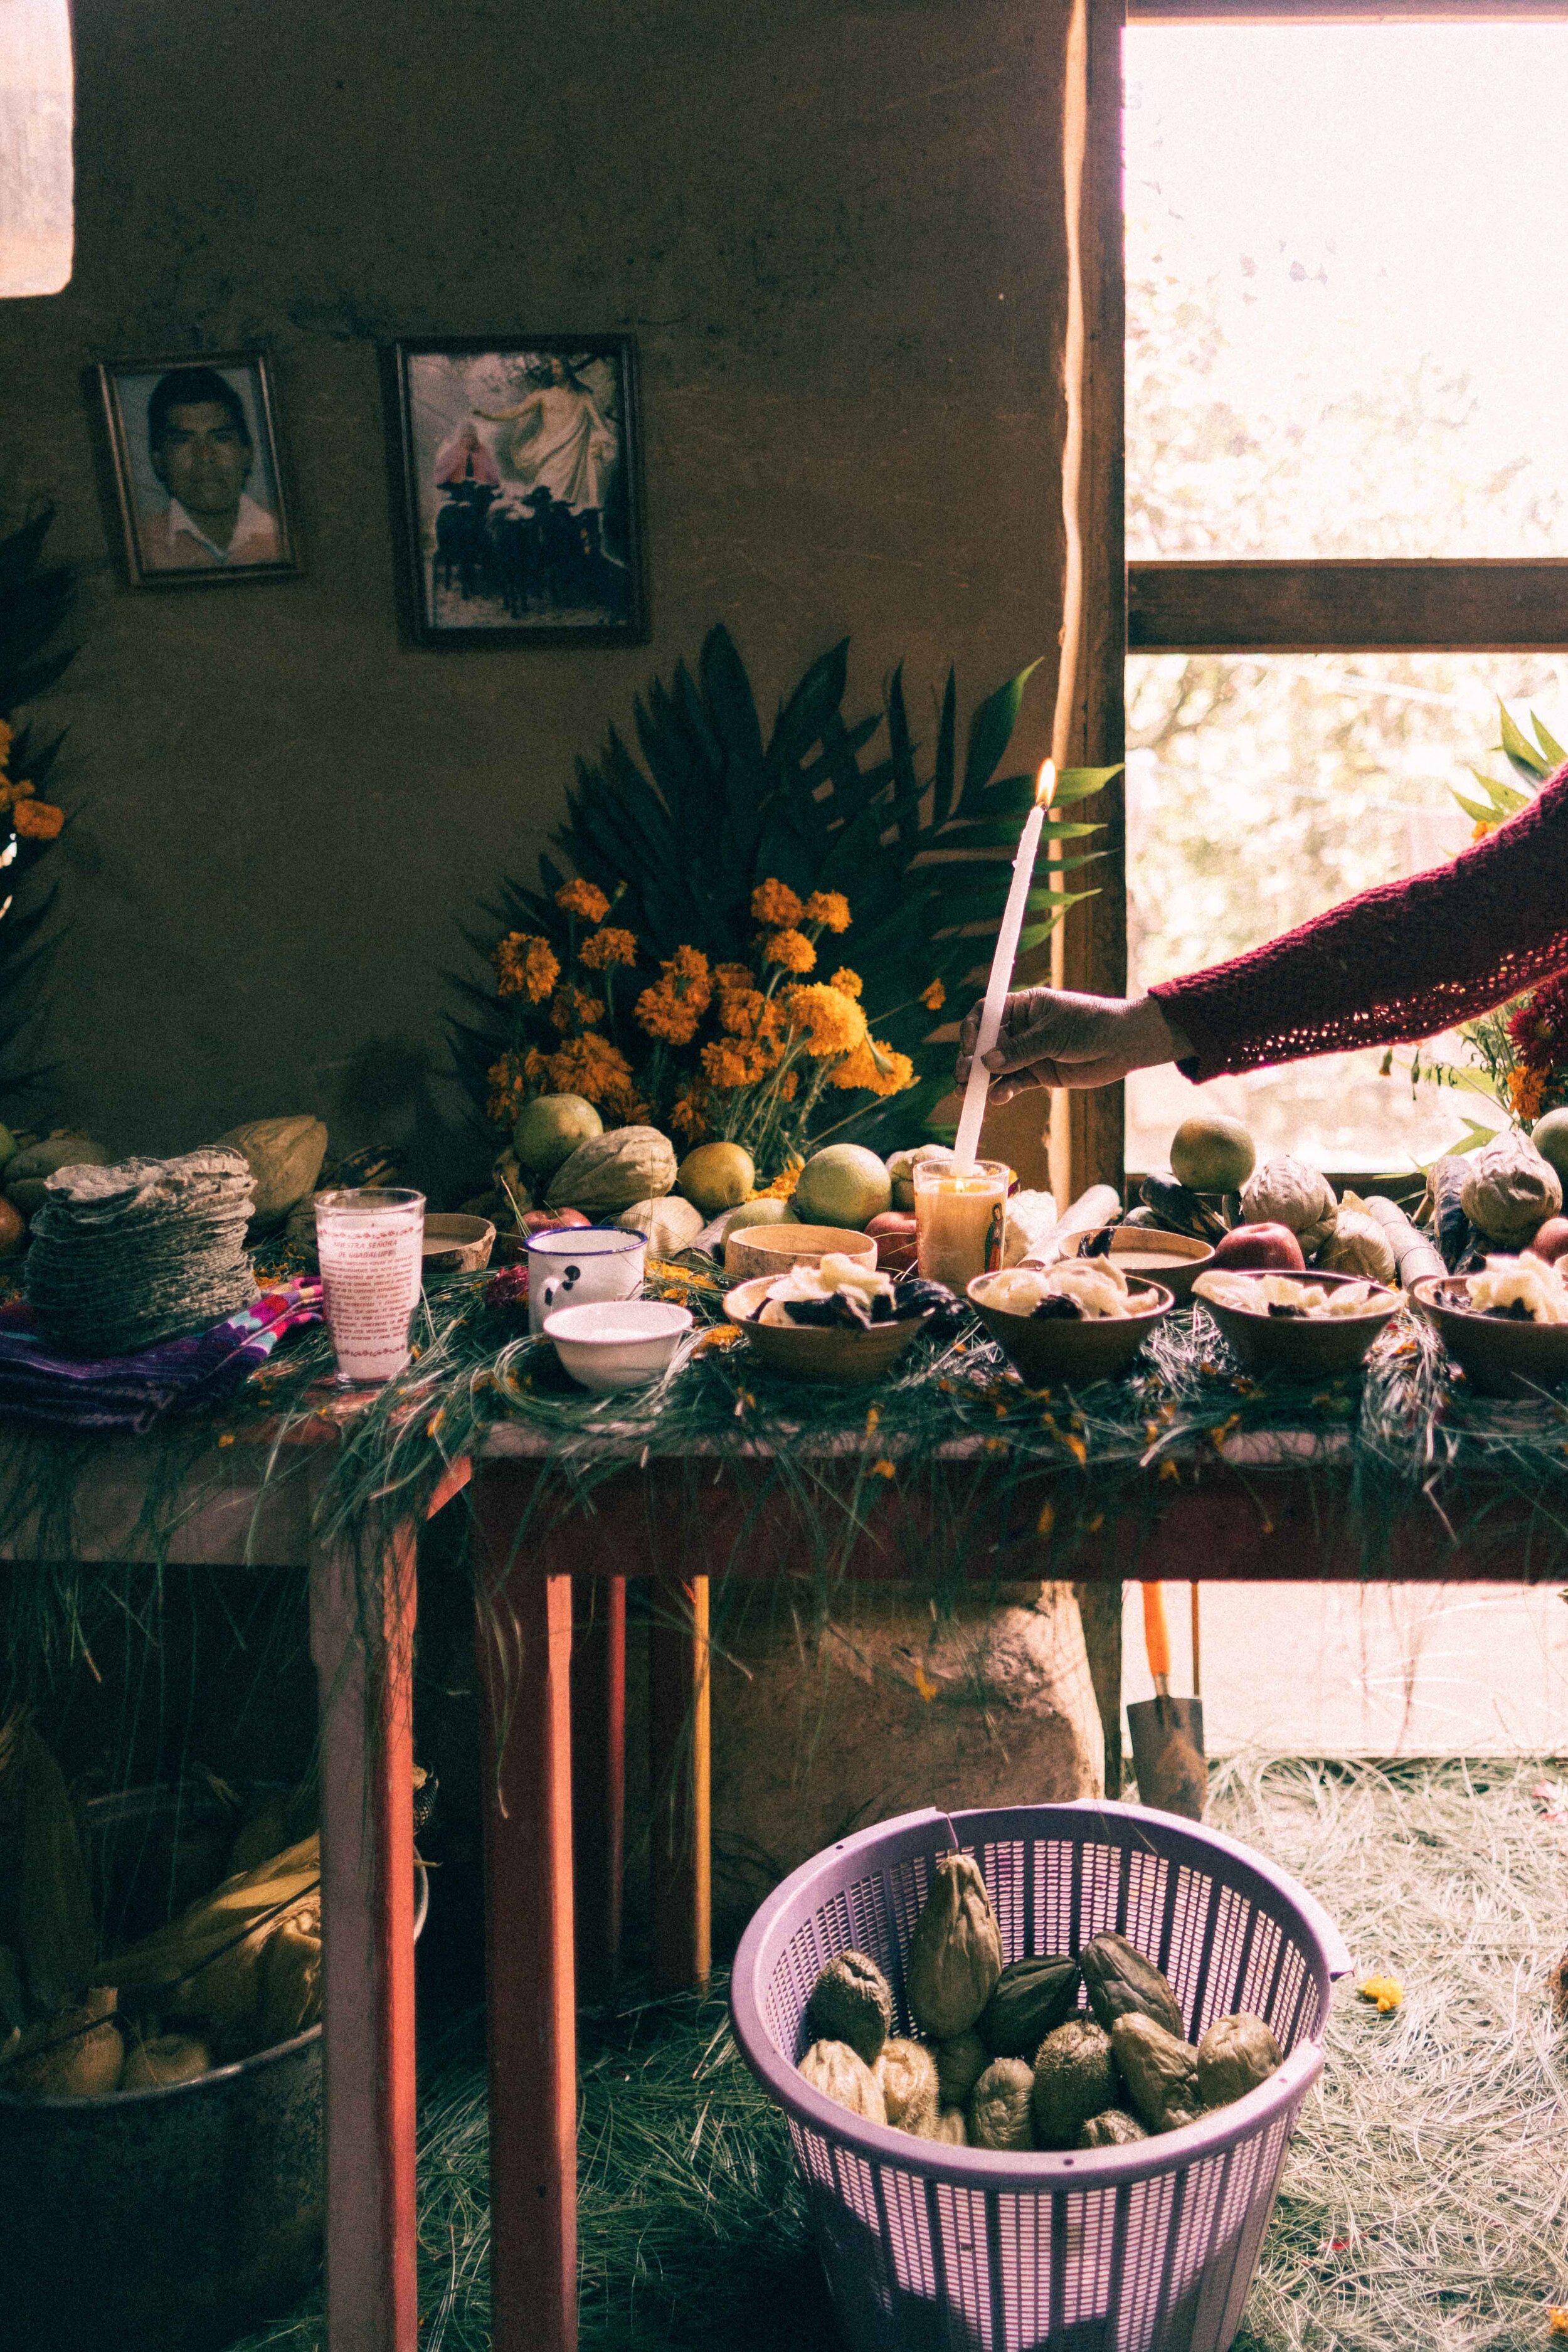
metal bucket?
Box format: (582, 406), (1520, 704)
(0, 1783), (428, 2352)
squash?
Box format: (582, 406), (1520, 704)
(979, 1953), (1081, 2057)
(1195, 2012), (1281, 2107)
(546, 1126), (677, 1216)
(873, 2037), (940, 2134)
(906, 1853), (1003, 2038)
(968, 2058), (1035, 2150)
(1110, 2013), (1205, 2134)
(1030, 2017), (1118, 2148)
(6, 1132), (110, 1217)
(805, 1951), (893, 2065)
(1080, 1931), (1184, 2040)
(218, 1116), (328, 1232)
(797, 2038), (886, 2122)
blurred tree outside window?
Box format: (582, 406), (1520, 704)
(1123, 22), (1568, 1173)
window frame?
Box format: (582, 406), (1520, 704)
(1064, 0), (1568, 1194)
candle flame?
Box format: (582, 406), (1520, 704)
(1035, 758), (1057, 809)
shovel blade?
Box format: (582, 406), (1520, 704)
(1126, 1694), (1207, 1820)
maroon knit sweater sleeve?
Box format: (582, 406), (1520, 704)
(1148, 761), (1568, 1082)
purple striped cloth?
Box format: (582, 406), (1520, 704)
(0, 1278), (322, 1433)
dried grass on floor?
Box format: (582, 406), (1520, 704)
(233, 1757), (1568, 2351)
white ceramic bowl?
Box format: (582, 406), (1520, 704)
(543, 1297), (694, 1392)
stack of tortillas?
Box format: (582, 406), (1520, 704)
(24, 1147), (258, 1355)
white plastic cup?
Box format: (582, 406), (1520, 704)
(314, 1188), (426, 1384)
(526, 1226), (645, 1334)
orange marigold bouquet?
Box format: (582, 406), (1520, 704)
(483, 876), (923, 1180)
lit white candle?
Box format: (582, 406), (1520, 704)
(953, 759), (1056, 1170)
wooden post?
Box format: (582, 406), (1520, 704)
(571, 1573), (626, 2000)
(309, 1521), (420, 2352)
(648, 1572), (711, 1995)
(472, 1471), (578, 2352)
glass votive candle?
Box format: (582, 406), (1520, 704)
(913, 1158), (1011, 1291)
(314, 1188), (426, 1385)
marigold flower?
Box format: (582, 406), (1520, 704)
(719, 985), (780, 1041)
(785, 983), (867, 1059)
(830, 967), (863, 999)
(1508, 1066), (1547, 1122)
(633, 945), (713, 1044)
(803, 889), (851, 933)
(778, 1068), (799, 1100)
(545, 1035), (637, 1108)
(1548, 2306), (1568, 2336)
(714, 961), (753, 994)
(555, 877), (611, 923)
(920, 978), (946, 1012)
(763, 928), (815, 974)
(494, 931), (560, 1004)
(549, 985), (605, 1033)
(0, 719), (13, 768)
(751, 877), (803, 926)
(831, 1036), (915, 1096)
(0, 778), (28, 810)
(580, 924), (638, 972)
(11, 797), (61, 842)
(700, 1039), (751, 1090)
(755, 1155), (803, 1198)
(669, 1081), (711, 1141)
(485, 1049), (531, 1126)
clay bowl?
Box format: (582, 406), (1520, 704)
(968, 1272), (1173, 1385)
(724, 1222), (878, 1281)
(421, 1214), (496, 1274)
(1195, 1268), (1401, 1376)
(1411, 1272), (1568, 1399)
(724, 1272), (931, 1385)
(1105, 1227), (1216, 1302)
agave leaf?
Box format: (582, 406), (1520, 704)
(1498, 701), (1552, 782)
(1531, 710), (1566, 768)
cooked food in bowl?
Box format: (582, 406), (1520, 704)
(1464, 1252), (1568, 1323)
(1193, 1269), (1396, 1321)
(977, 1258), (1143, 1322)
(747, 1249), (957, 1333)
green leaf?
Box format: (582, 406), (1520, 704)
(1532, 709), (1567, 767)
(1498, 700), (1551, 782)
(958, 659), (1042, 809)
(931, 669), (957, 831)
(1051, 764), (1123, 803)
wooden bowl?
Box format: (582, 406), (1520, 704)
(724, 1272), (930, 1385)
(1195, 1268), (1401, 1375)
(968, 1273), (1173, 1385)
(1411, 1272), (1568, 1399)
(422, 1214), (496, 1273)
(724, 1223), (878, 1280)
(1106, 1227), (1216, 1302)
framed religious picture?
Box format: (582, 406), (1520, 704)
(388, 336), (648, 647)
(96, 352), (302, 588)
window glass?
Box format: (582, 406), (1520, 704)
(1125, 24), (1568, 558)
(0, 0), (72, 299)
(1124, 654), (1562, 1174)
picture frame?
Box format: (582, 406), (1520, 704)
(388, 336), (648, 647)
(96, 352), (302, 589)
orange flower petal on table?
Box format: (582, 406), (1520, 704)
(1358, 1974), (1403, 2014)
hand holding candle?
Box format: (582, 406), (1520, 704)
(951, 758), (1056, 1170)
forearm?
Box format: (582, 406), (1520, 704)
(1152, 763), (1568, 1081)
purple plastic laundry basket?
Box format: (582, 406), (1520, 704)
(731, 1800), (1350, 2352)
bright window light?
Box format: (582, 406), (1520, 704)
(0, 0), (73, 299)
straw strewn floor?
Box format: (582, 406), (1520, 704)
(234, 1757), (1568, 2351)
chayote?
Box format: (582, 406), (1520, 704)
(1080, 1930), (1184, 2040)
(979, 1952), (1081, 2057)
(806, 1949), (894, 2065)
(1195, 2012), (1282, 2109)
(906, 1853), (1003, 2038)
(1030, 2016), (1119, 2148)
(1110, 2013), (1205, 2135)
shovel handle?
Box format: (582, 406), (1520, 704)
(1140, 1581), (1172, 1685)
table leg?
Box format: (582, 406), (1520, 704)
(649, 1572), (711, 1996)
(472, 1475), (578, 2352)
(571, 1574), (625, 2001)
(309, 1522), (419, 2352)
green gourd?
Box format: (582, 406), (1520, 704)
(979, 1953), (1081, 2057)
(906, 1853), (1003, 2038)
(1080, 1931), (1184, 2040)
(546, 1125), (677, 1215)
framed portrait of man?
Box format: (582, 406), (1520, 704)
(97, 352), (301, 588)
(388, 336), (648, 647)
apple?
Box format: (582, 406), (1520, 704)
(1211, 1221), (1306, 1273)
(1529, 1216), (1568, 1265)
(519, 1207), (591, 1237)
(866, 1209), (919, 1273)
